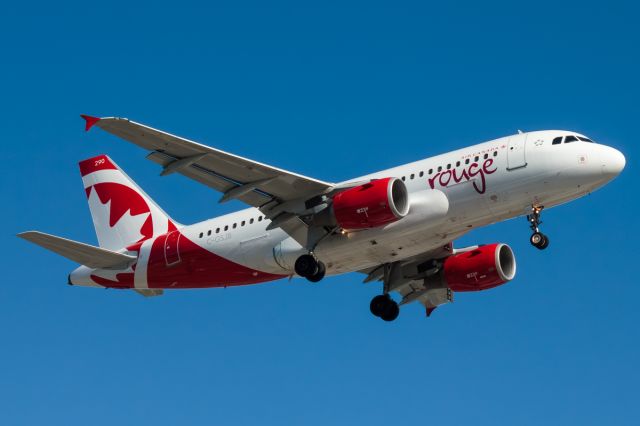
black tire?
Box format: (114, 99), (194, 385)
(530, 232), (544, 247)
(370, 295), (389, 317)
(307, 261), (326, 283)
(380, 299), (400, 322)
(295, 254), (318, 278)
(538, 234), (550, 250)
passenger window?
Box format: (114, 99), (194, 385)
(207, 230), (211, 236)
(216, 228), (220, 233)
(437, 166), (442, 172)
(565, 136), (578, 143)
(483, 153), (489, 159)
(428, 169), (433, 174)
(465, 159), (470, 165)
(456, 161), (460, 167)
(233, 223), (237, 229)
(552, 136), (563, 145)
(419, 171), (424, 177)
(224, 225), (228, 231)
(474, 156), (479, 162)
(401, 176), (405, 181)
(446, 164), (451, 170)
(241, 220), (246, 226)
(258, 216), (263, 222)
(410, 173), (415, 179)
(250, 218), (254, 224)
(199, 232), (203, 238)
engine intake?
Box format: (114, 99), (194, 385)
(331, 177), (409, 230)
(442, 243), (516, 292)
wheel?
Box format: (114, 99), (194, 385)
(370, 295), (389, 317)
(530, 232), (544, 247)
(531, 232), (549, 250)
(307, 261), (326, 283)
(538, 234), (550, 250)
(295, 254), (318, 278)
(380, 299), (400, 322)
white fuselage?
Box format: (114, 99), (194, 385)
(177, 130), (625, 278)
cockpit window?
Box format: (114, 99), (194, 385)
(552, 136), (563, 145)
(564, 135), (578, 143)
(578, 136), (593, 142)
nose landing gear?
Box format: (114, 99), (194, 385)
(294, 254), (326, 282)
(527, 206), (549, 250)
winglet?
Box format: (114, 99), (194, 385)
(80, 114), (101, 131)
(426, 307), (437, 317)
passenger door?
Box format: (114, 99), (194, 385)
(507, 134), (528, 170)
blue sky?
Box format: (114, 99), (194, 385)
(2, 1), (639, 424)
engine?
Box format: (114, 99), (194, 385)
(331, 177), (410, 230)
(440, 243), (516, 292)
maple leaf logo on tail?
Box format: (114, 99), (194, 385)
(79, 155), (179, 251)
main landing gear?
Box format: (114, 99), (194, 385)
(527, 205), (549, 250)
(294, 254), (326, 283)
(370, 294), (400, 322)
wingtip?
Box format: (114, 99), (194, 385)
(17, 231), (39, 241)
(80, 114), (101, 131)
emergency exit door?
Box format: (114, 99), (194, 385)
(164, 231), (181, 266)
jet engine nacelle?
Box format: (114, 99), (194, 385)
(331, 177), (410, 230)
(442, 243), (517, 292)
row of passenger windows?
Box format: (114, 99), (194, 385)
(552, 135), (593, 145)
(400, 151), (498, 181)
(198, 215), (265, 238)
(197, 151), (502, 236)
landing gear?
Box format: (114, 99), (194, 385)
(294, 254), (326, 282)
(527, 206), (550, 250)
(369, 294), (400, 322)
(530, 232), (549, 250)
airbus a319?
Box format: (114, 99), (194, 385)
(18, 116), (625, 321)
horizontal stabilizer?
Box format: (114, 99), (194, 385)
(18, 231), (136, 269)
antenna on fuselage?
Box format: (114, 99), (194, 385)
(517, 129), (524, 134)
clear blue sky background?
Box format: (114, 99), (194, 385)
(1, 1), (638, 425)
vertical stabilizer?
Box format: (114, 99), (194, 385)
(79, 155), (178, 250)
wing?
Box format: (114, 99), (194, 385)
(82, 116), (333, 209)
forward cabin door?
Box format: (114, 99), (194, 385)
(164, 231), (181, 266)
(507, 134), (528, 170)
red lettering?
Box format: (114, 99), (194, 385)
(483, 158), (497, 174)
(425, 159), (497, 195)
(428, 173), (440, 189)
(468, 162), (480, 177)
(452, 168), (469, 183)
(439, 170), (452, 186)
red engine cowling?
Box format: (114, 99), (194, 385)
(443, 243), (516, 292)
(332, 177), (409, 230)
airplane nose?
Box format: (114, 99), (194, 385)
(602, 146), (626, 177)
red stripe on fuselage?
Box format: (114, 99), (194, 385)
(91, 230), (285, 289)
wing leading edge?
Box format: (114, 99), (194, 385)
(82, 116), (332, 207)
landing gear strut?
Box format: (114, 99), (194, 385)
(369, 294), (400, 322)
(294, 254), (326, 282)
(527, 206), (549, 250)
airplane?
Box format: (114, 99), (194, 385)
(18, 115), (626, 321)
